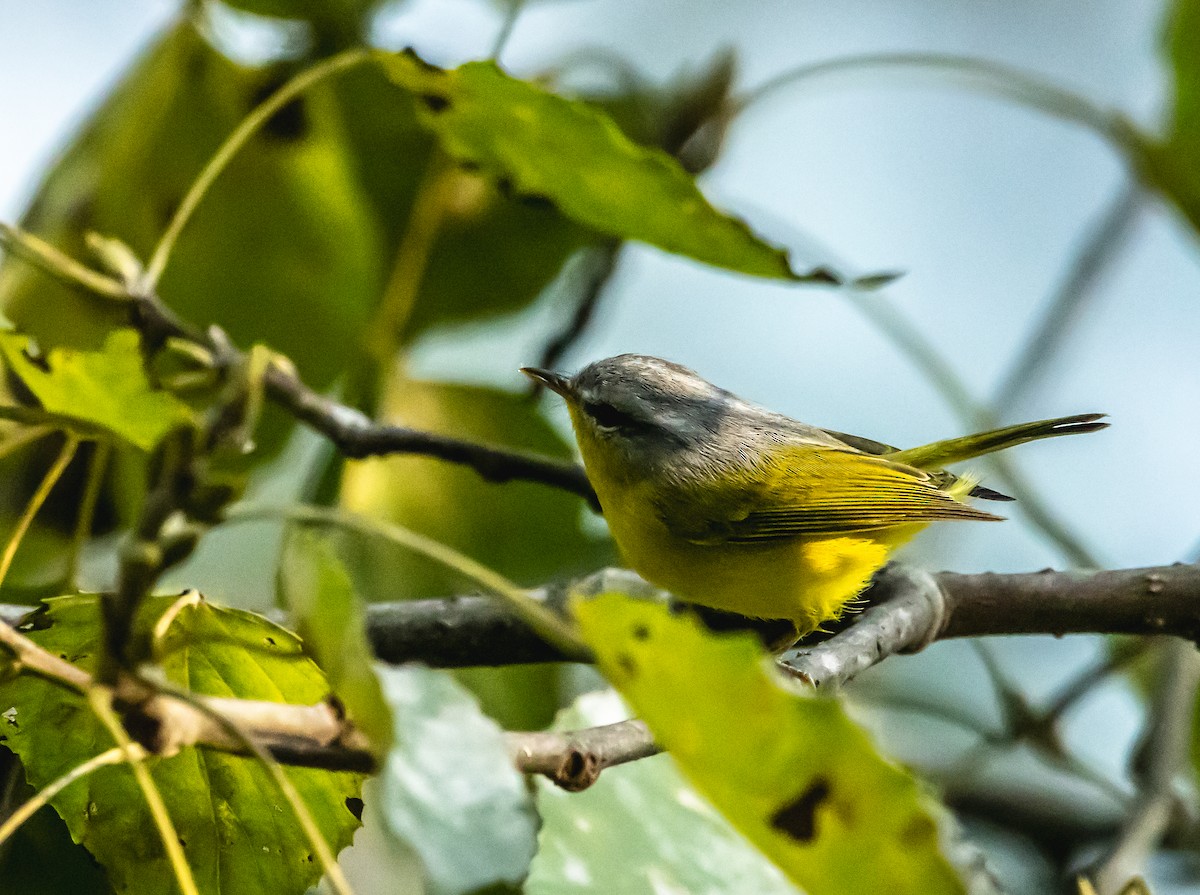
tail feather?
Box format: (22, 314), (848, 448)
(889, 413), (1109, 470)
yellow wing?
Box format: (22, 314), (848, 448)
(658, 447), (1003, 545)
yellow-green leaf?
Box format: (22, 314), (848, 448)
(380, 52), (838, 283)
(574, 593), (965, 895)
(278, 527), (392, 754)
(0, 329), (192, 450)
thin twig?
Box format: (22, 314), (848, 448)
(533, 239), (624, 381)
(993, 182), (1142, 414)
(66, 440), (111, 588)
(0, 223), (128, 300)
(224, 502), (590, 659)
(88, 688), (200, 895)
(1090, 639), (1200, 895)
(734, 52), (1124, 145)
(0, 746), (134, 849)
(506, 719), (657, 791)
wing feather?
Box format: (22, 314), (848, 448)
(658, 447), (1003, 544)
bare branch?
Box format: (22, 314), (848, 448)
(507, 720), (657, 791)
(1089, 639), (1200, 895)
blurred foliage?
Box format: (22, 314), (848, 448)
(1128, 0), (1200, 240)
(376, 665), (539, 895)
(575, 593), (966, 895)
(0, 594), (363, 895)
(527, 689), (801, 895)
(278, 527), (392, 754)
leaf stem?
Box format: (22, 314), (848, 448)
(142, 47), (374, 291)
(735, 52), (1124, 145)
(0, 746), (134, 850)
(66, 440), (111, 589)
(0, 223), (128, 300)
(225, 502), (589, 659)
(87, 688), (200, 895)
(0, 434), (81, 589)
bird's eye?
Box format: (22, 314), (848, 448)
(583, 401), (635, 430)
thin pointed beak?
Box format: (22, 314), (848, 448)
(520, 366), (574, 398)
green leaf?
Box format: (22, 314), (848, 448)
(0, 19), (382, 394)
(377, 664), (538, 895)
(527, 689), (801, 895)
(0, 329), (193, 451)
(379, 52), (838, 283)
(0, 594), (363, 895)
(277, 527), (392, 754)
(1129, 0), (1200, 237)
(573, 594), (966, 895)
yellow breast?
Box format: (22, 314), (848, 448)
(593, 475), (900, 635)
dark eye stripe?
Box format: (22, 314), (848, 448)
(583, 401), (638, 429)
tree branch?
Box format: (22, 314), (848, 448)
(4, 560), (1198, 788)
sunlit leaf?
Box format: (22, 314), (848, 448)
(0, 594), (363, 895)
(0, 329), (192, 451)
(527, 689), (801, 895)
(574, 594), (966, 895)
(277, 527), (391, 753)
(378, 664), (538, 895)
(379, 52), (839, 283)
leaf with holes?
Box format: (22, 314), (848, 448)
(0, 329), (192, 451)
(0, 594), (363, 895)
(379, 51), (841, 283)
(573, 594), (966, 895)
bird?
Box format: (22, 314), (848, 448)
(521, 354), (1107, 641)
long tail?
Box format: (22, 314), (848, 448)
(888, 413), (1109, 470)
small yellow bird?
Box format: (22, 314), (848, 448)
(522, 355), (1106, 639)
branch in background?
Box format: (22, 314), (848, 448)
(1089, 638), (1200, 895)
(992, 182), (1142, 415)
(532, 239), (624, 382)
(263, 362), (598, 507)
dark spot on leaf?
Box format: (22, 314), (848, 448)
(495, 176), (515, 197)
(345, 797), (364, 821)
(632, 624), (650, 641)
(770, 777), (831, 842)
(615, 652), (637, 676)
(306, 854), (314, 863)
(459, 160), (481, 173)
(420, 93), (450, 113)
(178, 836), (186, 848)
(901, 813), (936, 846)
(518, 193), (555, 211)
(265, 636), (276, 647)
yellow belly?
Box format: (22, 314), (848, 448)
(599, 480), (913, 635)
